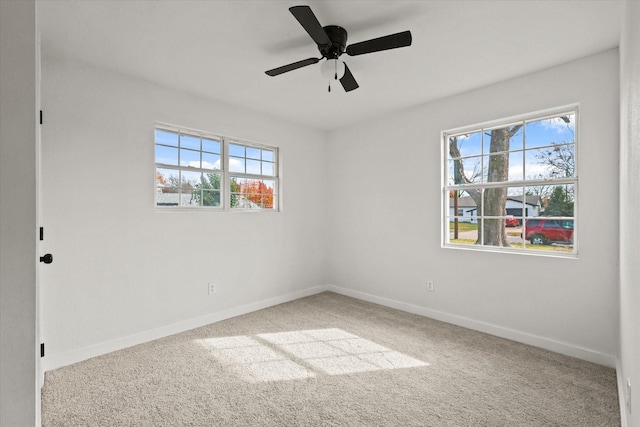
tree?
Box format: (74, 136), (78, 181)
(156, 171), (166, 186)
(534, 117), (575, 200)
(536, 143), (574, 178)
(545, 185), (574, 217)
(240, 180), (274, 208)
(230, 179), (240, 208)
(535, 143), (575, 201)
(193, 173), (220, 206)
(156, 171), (181, 193)
(450, 125), (521, 246)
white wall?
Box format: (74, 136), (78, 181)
(0, 0), (38, 425)
(619, 1), (640, 424)
(327, 49), (619, 366)
(41, 56), (328, 368)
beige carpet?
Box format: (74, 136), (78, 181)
(42, 292), (620, 426)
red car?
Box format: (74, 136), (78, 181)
(505, 216), (520, 227)
(522, 218), (574, 245)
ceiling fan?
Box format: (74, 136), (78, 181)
(265, 5), (412, 92)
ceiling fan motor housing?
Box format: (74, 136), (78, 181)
(265, 5), (412, 92)
(319, 25), (348, 59)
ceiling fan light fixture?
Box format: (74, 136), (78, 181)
(265, 5), (412, 92)
(320, 58), (345, 81)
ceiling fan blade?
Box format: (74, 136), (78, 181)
(340, 63), (359, 92)
(265, 57), (320, 76)
(289, 6), (331, 47)
(346, 30), (412, 56)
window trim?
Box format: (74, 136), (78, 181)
(441, 104), (579, 258)
(154, 123), (280, 212)
(226, 139), (279, 211)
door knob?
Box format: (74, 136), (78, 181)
(40, 254), (53, 264)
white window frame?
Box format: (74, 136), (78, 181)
(154, 123), (280, 212)
(442, 105), (578, 257)
(227, 139), (279, 211)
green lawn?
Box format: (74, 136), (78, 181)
(449, 222), (477, 232)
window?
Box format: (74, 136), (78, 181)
(443, 106), (577, 256)
(228, 141), (278, 210)
(155, 124), (279, 211)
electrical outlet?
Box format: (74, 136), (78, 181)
(208, 283), (216, 295)
(426, 280), (435, 292)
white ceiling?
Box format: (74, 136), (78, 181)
(37, 0), (624, 132)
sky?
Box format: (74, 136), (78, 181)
(448, 113), (576, 186)
(155, 129), (276, 189)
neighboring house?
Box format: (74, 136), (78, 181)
(449, 195), (541, 222)
(449, 196), (478, 223)
(156, 192), (196, 207)
(156, 192), (262, 209)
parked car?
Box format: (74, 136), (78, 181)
(505, 215), (520, 227)
(521, 218), (573, 245)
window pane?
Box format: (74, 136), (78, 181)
(482, 153), (509, 183)
(505, 188), (525, 227)
(482, 218), (511, 248)
(484, 125), (516, 154)
(527, 143), (575, 179)
(264, 197), (275, 210)
(180, 134), (200, 150)
(156, 130), (178, 147)
(450, 131), (482, 158)
(262, 149), (274, 161)
(262, 179), (275, 191)
(448, 189), (480, 219)
(181, 170), (200, 191)
(246, 159), (261, 175)
(230, 177), (243, 209)
(156, 168), (179, 205)
(506, 228), (524, 248)
(525, 114), (575, 149)
(523, 218), (574, 252)
(262, 161), (274, 176)
(544, 184), (574, 216)
(229, 143), (245, 157)
(524, 186), (546, 216)
(449, 219), (478, 245)
(200, 173), (221, 190)
(229, 156), (245, 173)
(200, 190), (221, 207)
(449, 156), (482, 185)
(508, 151), (524, 181)
(180, 148), (200, 168)
(524, 148), (567, 179)
(156, 145), (178, 166)
(482, 186), (507, 217)
(202, 138), (220, 154)
(509, 126), (524, 151)
(480, 186), (526, 246)
(246, 146), (261, 160)
(202, 152), (220, 170)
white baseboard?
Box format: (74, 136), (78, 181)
(327, 285), (616, 368)
(43, 285), (328, 372)
(44, 284), (616, 373)
(616, 358), (629, 427)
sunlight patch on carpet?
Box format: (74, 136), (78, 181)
(196, 328), (428, 382)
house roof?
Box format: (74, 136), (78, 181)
(156, 193), (195, 207)
(450, 195), (541, 208)
(156, 192), (262, 209)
